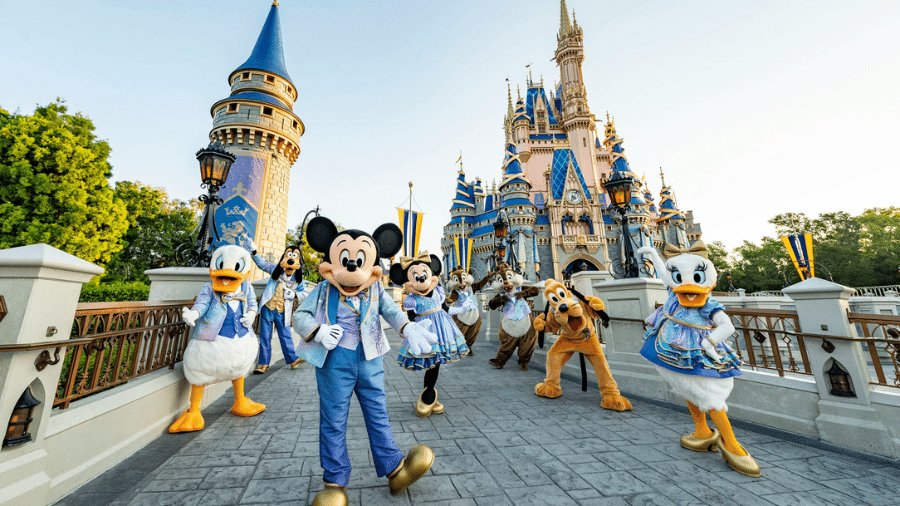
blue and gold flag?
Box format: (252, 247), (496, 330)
(397, 208), (424, 257)
(781, 233), (815, 280)
(454, 236), (473, 273)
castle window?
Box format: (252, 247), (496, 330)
(228, 103), (238, 113)
(266, 75), (276, 83)
(241, 72), (250, 80)
(262, 107), (274, 117)
(292, 120), (298, 129)
(583, 138), (587, 147)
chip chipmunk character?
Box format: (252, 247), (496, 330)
(169, 244), (265, 434)
(532, 279), (632, 411)
(390, 253), (469, 418)
(244, 238), (305, 374)
(292, 216), (438, 506)
(444, 267), (491, 356)
(483, 264), (540, 370)
(637, 242), (760, 477)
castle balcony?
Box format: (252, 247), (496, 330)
(559, 233), (602, 254)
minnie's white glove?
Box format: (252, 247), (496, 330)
(315, 324), (344, 350)
(182, 308), (200, 327)
(403, 320), (438, 356)
(240, 310), (257, 330)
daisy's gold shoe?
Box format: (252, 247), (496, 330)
(680, 428), (719, 452)
(415, 388), (434, 418)
(312, 482), (348, 506)
(388, 445), (435, 495)
(431, 390), (444, 415)
(717, 439), (761, 477)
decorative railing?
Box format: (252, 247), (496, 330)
(55, 300), (194, 409)
(850, 285), (900, 297)
(726, 308), (812, 377)
(847, 312), (900, 388)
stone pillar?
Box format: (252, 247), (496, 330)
(145, 267), (209, 301)
(0, 244), (103, 506)
(569, 270), (612, 297)
(783, 277), (895, 456)
(591, 277), (670, 399)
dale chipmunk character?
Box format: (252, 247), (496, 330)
(245, 238), (305, 374)
(532, 280), (632, 411)
(444, 267), (490, 356)
(169, 244), (265, 433)
(292, 216), (438, 506)
(485, 264), (540, 370)
(390, 253), (470, 418)
(637, 242), (760, 477)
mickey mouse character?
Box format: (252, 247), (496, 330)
(292, 216), (438, 506)
(484, 264), (540, 370)
(169, 244), (265, 433)
(390, 252), (469, 418)
(245, 238), (305, 374)
(444, 267), (491, 356)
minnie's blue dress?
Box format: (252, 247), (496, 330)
(397, 286), (469, 371)
(640, 289), (742, 378)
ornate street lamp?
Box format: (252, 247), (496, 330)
(492, 211), (508, 271)
(603, 171), (639, 278)
(826, 361), (855, 397)
(3, 387), (40, 448)
(726, 271), (736, 292)
(178, 142), (236, 267)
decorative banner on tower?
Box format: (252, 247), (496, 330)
(397, 208), (424, 258)
(214, 155), (266, 250)
(781, 234), (815, 281)
(454, 237), (473, 273)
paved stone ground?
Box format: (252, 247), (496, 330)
(58, 329), (900, 506)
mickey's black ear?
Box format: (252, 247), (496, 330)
(389, 263), (407, 285)
(307, 217), (338, 253)
(429, 254), (442, 277)
(373, 223), (403, 259)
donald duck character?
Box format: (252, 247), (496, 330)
(293, 216), (438, 506)
(637, 242), (760, 477)
(245, 237), (305, 374)
(168, 244), (265, 434)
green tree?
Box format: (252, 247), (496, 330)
(102, 181), (198, 283)
(286, 224), (325, 283)
(729, 237), (791, 292)
(0, 100), (127, 264)
(705, 240), (731, 291)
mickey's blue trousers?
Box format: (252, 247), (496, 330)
(316, 343), (404, 487)
(258, 306), (300, 365)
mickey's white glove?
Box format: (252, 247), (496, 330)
(182, 308), (200, 327)
(403, 320), (438, 356)
(315, 324), (344, 350)
(246, 237), (258, 254)
(447, 305), (464, 316)
(240, 310), (257, 330)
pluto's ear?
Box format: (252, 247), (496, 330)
(306, 217), (338, 254)
(389, 263), (408, 285)
(429, 255), (442, 277)
(373, 223), (403, 259)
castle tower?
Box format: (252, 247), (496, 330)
(207, 1), (304, 263)
(499, 142), (537, 273)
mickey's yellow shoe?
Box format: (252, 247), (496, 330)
(312, 482), (347, 506)
(388, 445), (434, 495)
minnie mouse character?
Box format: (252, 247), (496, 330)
(245, 238), (304, 374)
(292, 216), (438, 506)
(390, 253), (469, 418)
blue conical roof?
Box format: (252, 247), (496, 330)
(234, 4), (293, 86)
(501, 143), (530, 188)
(451, 172), (475, 210)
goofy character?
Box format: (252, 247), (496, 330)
(246, 238), (304, 374)
(292, 216), (438, 506)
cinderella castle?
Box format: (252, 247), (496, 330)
(441, 0), (702, 282)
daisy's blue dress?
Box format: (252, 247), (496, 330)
(397, 286), (469, 370)
(640, 288), (742, 378)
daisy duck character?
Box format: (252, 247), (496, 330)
(293, 216), (438, 506)
(169, 244), (265, 433)
(390, 253), (469, 418)
(444, 267), (490, 357)
(245, 238), (305, 374)
(637, 242), (760, 477)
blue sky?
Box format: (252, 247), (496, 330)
(2, 0), (898, 255)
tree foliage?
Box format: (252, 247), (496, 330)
(102, 181), (198, 283)
(285, 220), (344, 283)
(0, 100), (128, 264)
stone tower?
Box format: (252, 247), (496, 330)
(207, 1), (304, 262)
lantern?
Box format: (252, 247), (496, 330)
(602, 170), (634, 209)
(195, 141), (236, 188)
(3, 387), (41, 448)
(826, 361), (855, 398)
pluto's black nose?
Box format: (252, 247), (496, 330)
(558, 303), (569, 313)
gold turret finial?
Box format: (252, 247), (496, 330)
(659, 167), (666, 188)
(273, 0), (279, 6)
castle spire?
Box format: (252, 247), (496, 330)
(233, 2), (292, 85)
(507, 81), (514, 118)
(559, 0), (573, 39)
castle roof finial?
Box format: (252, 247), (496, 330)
(559, 0), (573, 38)
(272, 0), (278, 6)
(507, 80), (514, 117)
(659, 166), (666, 188)
(233, 2), (293, 85)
